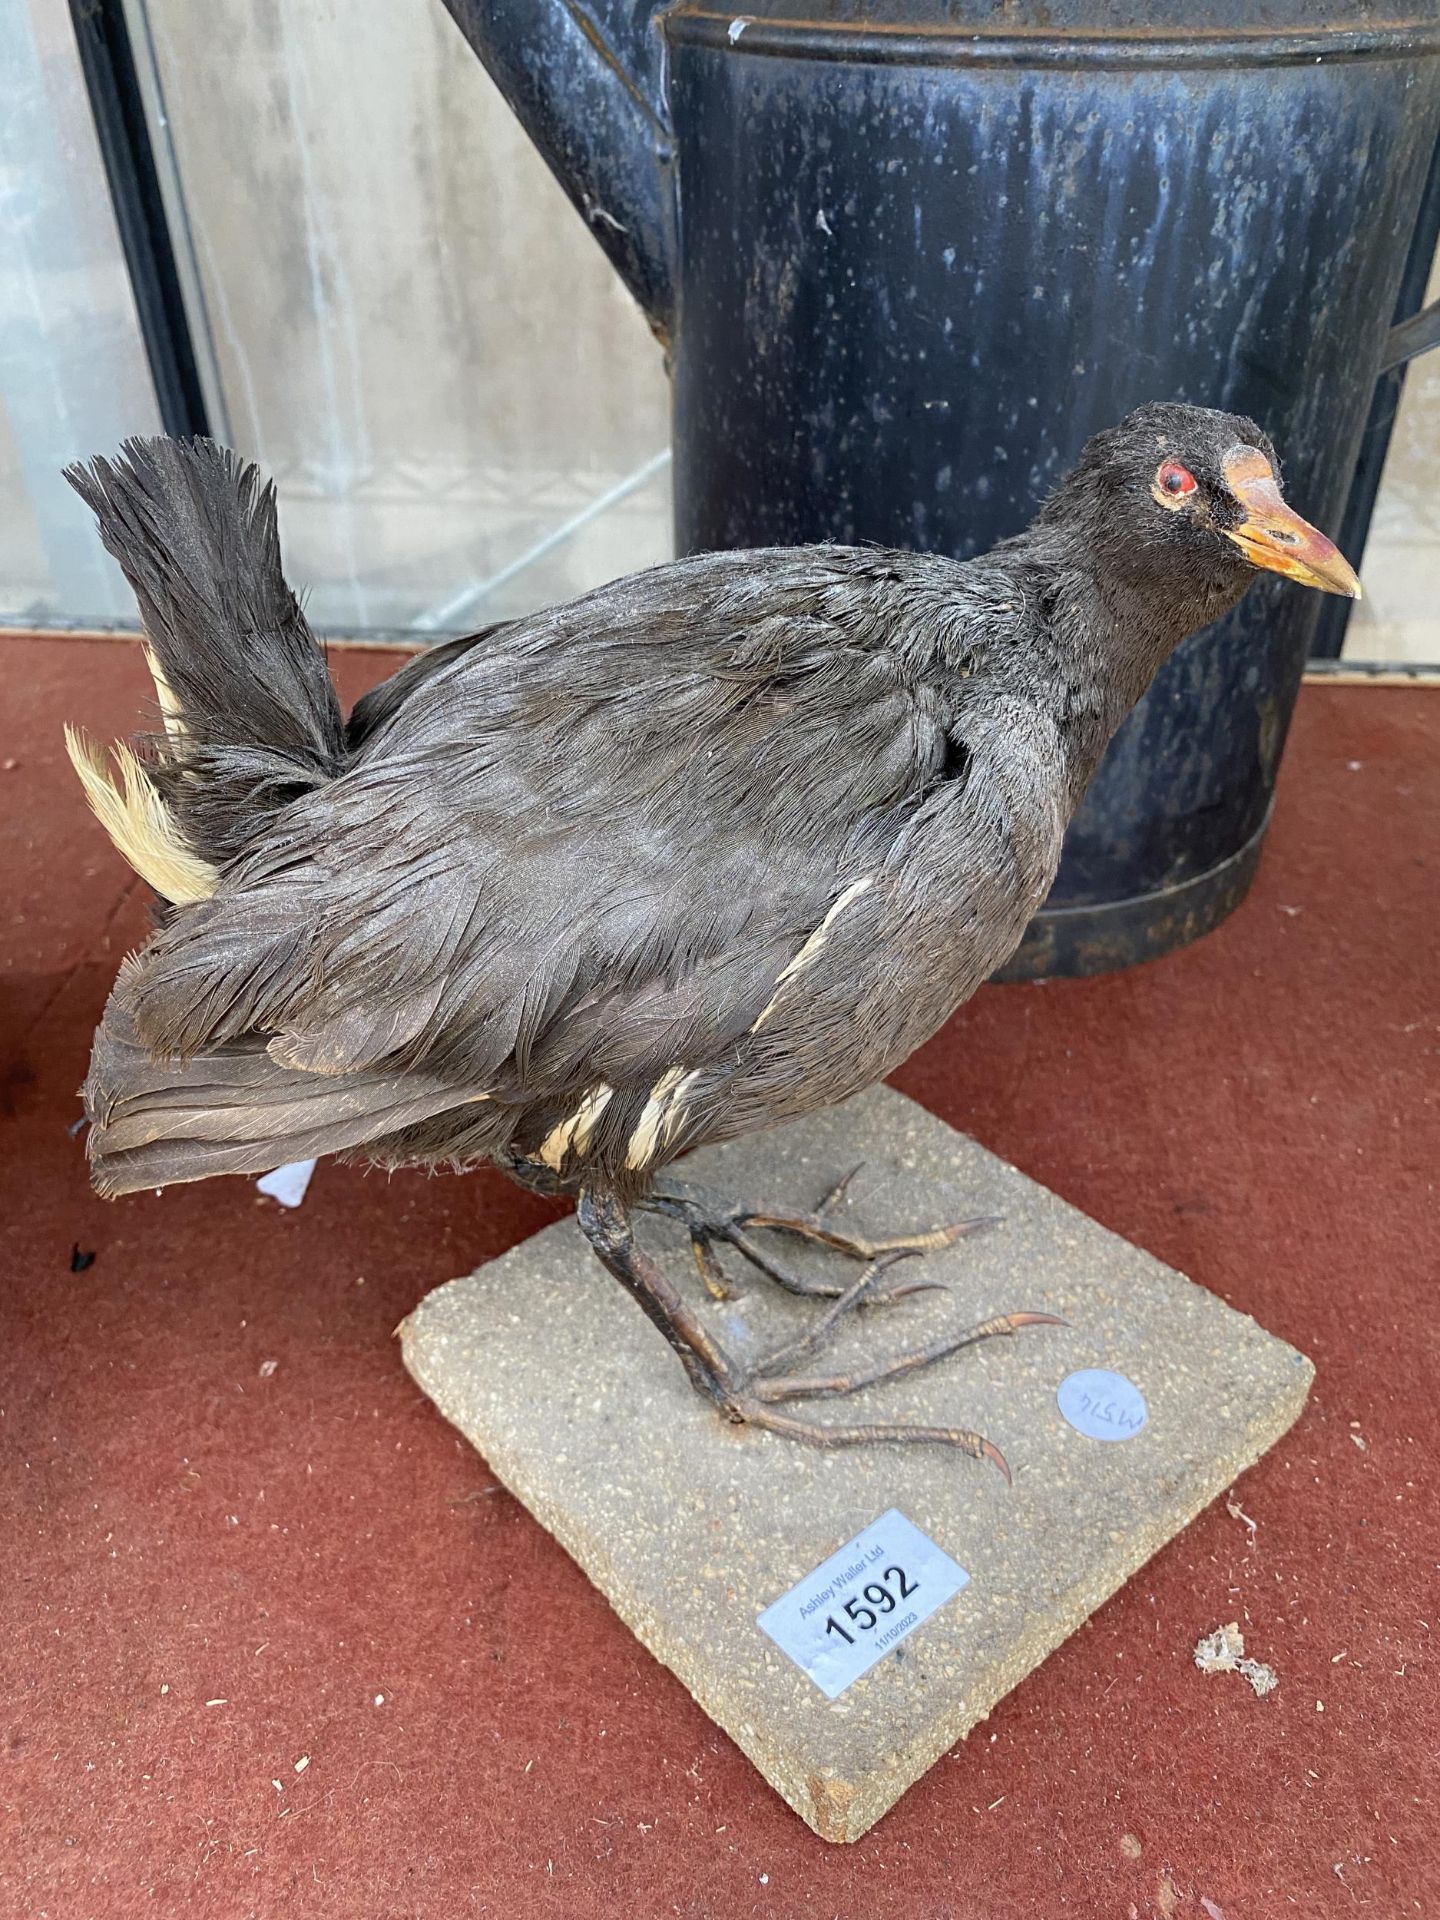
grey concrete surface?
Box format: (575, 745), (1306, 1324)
(402, 1085), (1313, 1840)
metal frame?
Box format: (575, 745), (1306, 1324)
(1311, 128), (1440, 659)
(68, 0), (210, 439)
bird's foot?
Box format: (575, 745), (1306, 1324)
(577, 1187), (1063, 1475)
(640, 1169), (998, 1304)
(732, 1294), (1068, 1481)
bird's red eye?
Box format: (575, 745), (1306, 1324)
(1157, 461), (1197, 497)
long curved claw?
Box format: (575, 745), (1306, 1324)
(814, 1162), (865, 1215)
(874, 1274), (950, 1304)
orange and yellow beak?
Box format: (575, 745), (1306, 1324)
(1221, 448), (1361, 599)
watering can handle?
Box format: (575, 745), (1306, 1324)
(1379, 298), (1440, 374)
(441, 0), (676, 341)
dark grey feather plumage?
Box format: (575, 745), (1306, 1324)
(70, 406), (1304, 1204)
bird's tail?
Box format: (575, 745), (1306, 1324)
(63, 436), (347, 897)
(82, 974), (494, 1197)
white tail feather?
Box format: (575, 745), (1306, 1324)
(64, 726), (218, 905)
(143, 645), (186, 741)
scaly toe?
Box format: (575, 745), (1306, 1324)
(730, 1399), (1012, 1473)
(737, 1209), (1002, 1263)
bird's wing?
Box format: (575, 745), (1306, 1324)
(119, 548), (964, 1110)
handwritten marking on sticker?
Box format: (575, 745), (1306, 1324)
(756, 1509), (969, 1700)
(1057, 1368), (1148, 1442)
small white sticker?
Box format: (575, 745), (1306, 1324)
(256, 1159), (316, 1208)
(756, 1508), (969, 1700)
(1057, 1368), (1148, 1442)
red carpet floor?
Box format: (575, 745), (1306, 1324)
(2, 634), (1435, 1919)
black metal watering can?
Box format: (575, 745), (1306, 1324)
(444, 0), (1440, 977)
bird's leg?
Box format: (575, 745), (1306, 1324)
(576, 1189), (745, 1408)
(576, 1187), (1059, 1472)
(638, 1169), (998, 1303)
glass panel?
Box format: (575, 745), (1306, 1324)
(1342, 244), (1440, 665)
(0, 1), (162, 626)
(130, 0), (672, 635)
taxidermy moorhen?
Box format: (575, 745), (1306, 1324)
(65, 403), (1358, 1474)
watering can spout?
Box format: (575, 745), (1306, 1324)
(441, 0), (675, 341)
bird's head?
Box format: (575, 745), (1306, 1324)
(1047, 401), (1360, 617)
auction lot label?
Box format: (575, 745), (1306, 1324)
(757, 1509), (970, 1699)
